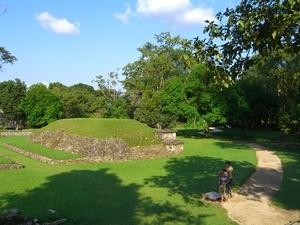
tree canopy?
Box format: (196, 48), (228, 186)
(195, 0), (300, 79)
(21, 84), (64, 128)
(0, 79), (26, 129)
(0, 47), (17, 70)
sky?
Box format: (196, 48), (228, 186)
(0, 0), (239, 88)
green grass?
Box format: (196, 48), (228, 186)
(211, 128), (300, 210)
(0, 152), (13, 164)
(0, 135), (256, 225)
(3, 136), (80, 160)
(39, 118), (161, 147)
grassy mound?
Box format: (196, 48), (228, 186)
(40, 118), (161, 147)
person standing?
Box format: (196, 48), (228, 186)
(218, 169), (229, 203)
(225, 161), (233, 198)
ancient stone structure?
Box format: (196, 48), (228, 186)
(31, 130), (130, 161)
(156, 129), (177, 141)
(0, 131), (32, 136)
(0, 163), (24, 170)
(156, 129), (184, 153)
(27, 130), (184, 163)
(1, 129), (184, 164)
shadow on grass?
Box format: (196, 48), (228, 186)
(0, 169), (209, 225)
(213, 141), (251, 150)
(176, 129), (204, 139)
(145, 156), (254, 205)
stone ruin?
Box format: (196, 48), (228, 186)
(31, 130), (130, 161)
(156, 129), (184, 153)
(28, 129), (183, 163)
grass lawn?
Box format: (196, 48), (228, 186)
(2, 136), (80, 160)
(39, 118), (161, 147)
(0, 150), (13, 164)
(0, 135), (256, 225)
(211, 128), (300, 210)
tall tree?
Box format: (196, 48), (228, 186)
(0, 79), (26, 129)
(49, 82), (102, 118)
(94, 72), (129, 118)
(21, 84), (63, 128)
(123, 32), (195, 124)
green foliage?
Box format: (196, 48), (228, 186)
(110, 97), (130, 119)
(21, 84), (64, 128)
(158, 65), (227, 133)
(0, 47), (17, 70)
(94, 72), (129, 118)
(0, 135), (256, 224)
(0, 79), (26, 129)
(49, 82), (101, 118)
(232, 70), (280, 130)
(123, 32), (195, 126)
(197, 0), (300, 78)
(40, 118), (161, 147)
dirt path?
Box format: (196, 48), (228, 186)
(222, 143), (300, 225)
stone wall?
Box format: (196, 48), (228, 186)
(1, 129), (183, 164)
(31, 130), (130, 161)
(0, 131), (32, 137)
(3, 144), (104, 165)
(0, 153), (24, 170)
(0, 163), (24, 170)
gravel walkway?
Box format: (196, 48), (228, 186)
(222, 143), (300, 225)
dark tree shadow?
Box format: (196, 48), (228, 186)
(0, 169), (209, 225)
(145, 156), (254, 205)
(176, 129), (204, 139)
(137, 197), (210, 225)
(213, 141), (252, 150)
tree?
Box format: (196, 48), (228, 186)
(122, 32), (195, 125)
(0, 47), (17, 70)
(157, 64), (227, 133)
(183, 65), (227, 136)
(21, 84), (63, 128)
(49, 82), (101, 118)
(195, 0), (300, 79)
(0, 79), (26, 129)
(255, 51), (300, 133)
(94, 72), (129, 118)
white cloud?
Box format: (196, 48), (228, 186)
(114, 5), (133, 24)
(180, 7), (215, 25)
(137, 0), (190, 15)
(135, 0), (215, 26)
(36, 12), (80, 35)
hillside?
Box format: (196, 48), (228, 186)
(40, 118), (161, 147)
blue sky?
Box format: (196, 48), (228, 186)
(0, 0), (238, 88)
